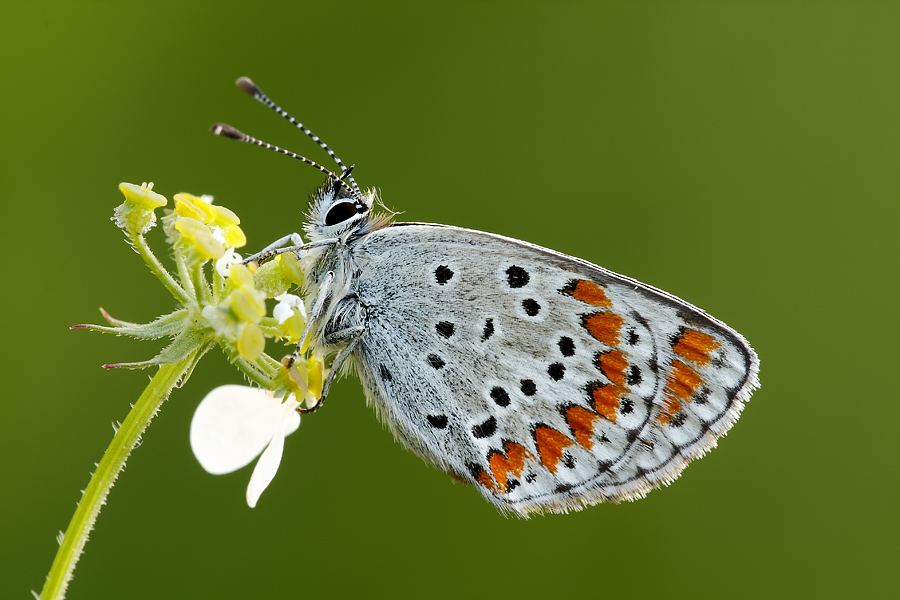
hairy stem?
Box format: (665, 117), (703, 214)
(132, 235), (190, 304)
(39, 353), (198, 600)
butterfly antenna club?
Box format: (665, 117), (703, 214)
(235, 76), (361, 196)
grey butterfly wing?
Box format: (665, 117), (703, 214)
(345, 223), (759, 515)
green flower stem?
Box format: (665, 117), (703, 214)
(255, 352), (282, 375)
(40, 352), (199, 600)
(173, 246), (196, 300)
(132, 235), (190, 304)
(212, 268), (225, 303)
(230, 351), (276, 388)
(191, 261), (210, 305)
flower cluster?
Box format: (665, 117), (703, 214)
(81, 182), (324, 507)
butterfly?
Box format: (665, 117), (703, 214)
(204, 77), (760, 516)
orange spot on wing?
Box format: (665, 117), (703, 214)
(674, 329), (719, 366)
(658, 360), (706, 424)
(504, 442), (532, 473)
(657, 396), (683, 425)
(598, 350), (629, 386)
(667, 360), (703, 401)
(583, 312), (625, 346)
(534, 426), (575, 473)
(566, 405), (600, 449)
(489, 442), (533, 491)
(473, 466), (501, 493)
(564, 279), (613, 308)
(589, 382), (626, 422)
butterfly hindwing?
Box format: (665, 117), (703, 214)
(343, 223), (759, 515)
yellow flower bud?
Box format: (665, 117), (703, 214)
(279, 252), (305, 287)
(118, 182), (167, 209)
(237, 323), (265, 360)
(174, 217), (225, 260)
(115, 182), (168, 236)
(223, 224), (247, 248)
(208, 204), (241, 226)
(252, 259), (290, 298)
(175, 192), (213, 219)
(228, 263), (255, 290)
(306, 355), (324, 401)
(173, 193), (209, 221)
(231, 287), (266, 323)
(282, 310), (306, 342)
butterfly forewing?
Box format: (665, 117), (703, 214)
(343, 223), (758, 515)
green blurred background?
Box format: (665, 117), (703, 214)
(2, 2), (897, 598)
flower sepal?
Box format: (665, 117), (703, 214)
(72, 308), (192, 341)
(103, 326), (214, 371)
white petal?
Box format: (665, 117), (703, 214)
(190, 385), (292, 475)
(246, 400), (301, 508)
(215, 254), (232, 278)
(283, 405), (301, 436)
(272, 302), (293, 324)
(274, 293), (307, 320)
(211, 225), (227, 244)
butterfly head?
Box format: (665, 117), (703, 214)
(304, 176), (374, 241)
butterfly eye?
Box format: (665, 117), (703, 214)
(324, 200), (360, 226)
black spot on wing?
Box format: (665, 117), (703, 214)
(522, 299), (540, 316)
(427, 415), (448, 429)
(558, 336), (575, 357)
(520, 379), (537, 396)
(506, 265), (529, 288)
(490, 386), (510, 407)
(435, 265), (454, 285)
(435, 321), (455, 338)
(694, 388), (711, 405)
(472, 416), (497, 439)
(482, 318), (494, 341)
(427, 354), (445, 369)
(548, 363), (565, 381)
(379, 364), (392, 382)
(627, 365), (642, 386)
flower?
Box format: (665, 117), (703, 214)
(174, 216), (226, 260)
(252, 252), (306, 298)
(215, 246), (243, 278)
(190, 385), (301, 508)
(174, 192), (247, 248)
(93, 182), (323, 501)
(114, 182), (167, 237)
(199, 263), (269, 361)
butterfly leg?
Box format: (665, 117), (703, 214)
(285, 271), (335, 372)
(299, 325), (365, 414)
(241, 237), (339, 265)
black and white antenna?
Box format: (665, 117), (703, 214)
(210, 123), (362, 201)
(234, 76), (361, 197)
